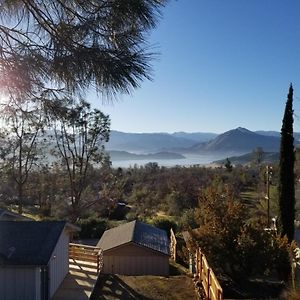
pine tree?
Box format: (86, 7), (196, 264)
(278, 84), (295, 242)
(0, 1), (166, 98)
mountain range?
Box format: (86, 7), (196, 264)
(106, 130), (217, 153)
(189, 127), (281, 154)
(106, 127), (300, 156)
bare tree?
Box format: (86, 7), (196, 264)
(0, 99), (46, 213)
(51, 99), (110, 221)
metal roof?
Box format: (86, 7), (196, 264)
(0, 209), (32, 221)
(97, 220), (170, 256)
(0, 221), (67, 266)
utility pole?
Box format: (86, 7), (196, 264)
(265, 165), (273, 228)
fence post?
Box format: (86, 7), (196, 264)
(208, 268), (211, 300)
(200, 251), (203, 281)
(97, 253), (99, 273)
(195, 249), (199, 277)
(170, 228), (177, 262)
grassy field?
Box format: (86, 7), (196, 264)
(92, 274), (198, 300)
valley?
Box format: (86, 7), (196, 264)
(106, 127), (300, 167)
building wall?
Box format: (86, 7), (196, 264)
(103, 243), (169, 276)
(0, 266), (41, 300)
(48, 228), (69, 298)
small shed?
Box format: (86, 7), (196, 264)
(0, 221), (78, 300)
(97, 220), (170, 276)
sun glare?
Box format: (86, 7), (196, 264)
(0, 93), (9, 106)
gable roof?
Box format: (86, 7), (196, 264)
(97, 220), (170, 256)
(0, 209), (32, 221)
(0, 221), (67, 266)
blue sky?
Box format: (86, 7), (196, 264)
(90, 0), (300, 134)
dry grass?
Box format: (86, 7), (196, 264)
(92, 274), (198, 300)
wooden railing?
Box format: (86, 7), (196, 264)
(194, 248), (223, 300)
(69, 243), (103, 273)
(170, 228), (177, 262)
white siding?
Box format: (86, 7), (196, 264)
(0, 266), (41, 300)
(48, 228), (69, 298)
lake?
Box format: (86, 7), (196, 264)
(111, 153), (227, 168)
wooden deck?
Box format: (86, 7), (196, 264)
(52, 259), (98, 300)
(52, 244), (103, 300)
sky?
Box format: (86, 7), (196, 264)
(90, 0), (300, 134)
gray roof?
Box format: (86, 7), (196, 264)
(97, 220), (170, 256)
(0, 209), (32, 221)
(0, 221), (67, 266)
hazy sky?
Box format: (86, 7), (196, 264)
(90, 0), (300, 134)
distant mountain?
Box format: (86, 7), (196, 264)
(214, 152), (279, 165)
(108, 150), (185, 161)
(171, 132), (218, 143)
(189, 127), (281, 154)
(255, 130), (281, 137)
(105, 128), (300, 157)
(105, 130), (215, 153)
(256, 130), (300, 141)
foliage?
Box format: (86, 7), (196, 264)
(0, 0), (166, 98)
(192, 188), (247, 276)
(76, 217), (107, 239)
(178, 209), (198, 230)
(272, 235), (294, 281)
(150, 216), (177, 235)
(252, 147), (264, 166)
(50, 99), (110, 221)
(0, 99), (46, 213)
(224, 158), (233, 171)
(192, 187), (293, 281)
(278, 84), (295, 242)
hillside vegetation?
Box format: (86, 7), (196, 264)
(2, 143), (300, 298)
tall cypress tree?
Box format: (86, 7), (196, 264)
(278, 84), (295, 242)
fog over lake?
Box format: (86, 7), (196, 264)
(111, 153), (229, 168)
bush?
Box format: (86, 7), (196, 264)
(272, 235), (294, 281)
(178, 209), (198, 230)
(192, 188), (293, 281)
(236, 222), (275, 276)
(150, 216), (177, 236)
(76, 217), (107, 239)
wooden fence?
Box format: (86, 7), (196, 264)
(170, 228), (177, 262)
(69, 243), (103, 273)
(194, 248), (223, 300)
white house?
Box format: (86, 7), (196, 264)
(0, 221), (78, 300)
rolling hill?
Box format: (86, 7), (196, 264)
(189, 127), (281, 154)
(105, 130), (216, 153)
(214, 152), (279, 165)
(105, 128), (300, 159)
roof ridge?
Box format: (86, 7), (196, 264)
(130, 219), (138, 242)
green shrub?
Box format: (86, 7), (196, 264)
(150, 216), (177, 236)
(178, 209), (198, 230)
(76, 217), (107, 239)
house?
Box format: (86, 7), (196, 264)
(0, 208), (32, 221)
(97, 220), (170, 276)
(0, 221), (79, 300)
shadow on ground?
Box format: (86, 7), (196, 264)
(91, 274), (152, 300)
